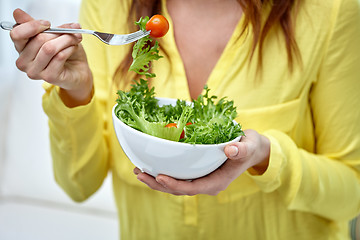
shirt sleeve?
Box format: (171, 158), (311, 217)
(42, 0), (113, 202)
(247, 0), (360, 221)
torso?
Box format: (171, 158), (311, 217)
(166, 0), (243, 99)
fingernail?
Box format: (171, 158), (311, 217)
(71, 23), (81, 29)
(228, 146), (239, 157)
(39, 20), (50, 27)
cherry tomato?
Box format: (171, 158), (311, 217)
(180, 122), (192, 139)
(165, 123), (177, 128)
(165, 122), (192, 139)
(146, 15), (169, 38)
(180, 130), (185, 139)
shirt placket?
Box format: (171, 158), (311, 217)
(183, 195), (198, 226)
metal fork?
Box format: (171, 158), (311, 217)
(0, 21), (150, 45)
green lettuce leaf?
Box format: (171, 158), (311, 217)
(128, 16), (162, 78)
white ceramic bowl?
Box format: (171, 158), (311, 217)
(112, 97), (241, 180)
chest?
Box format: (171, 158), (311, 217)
(166, 0), (242, 98)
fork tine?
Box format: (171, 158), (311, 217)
(125, 31), (145, 40)
(125, 36), (145, 44)
(123, 31), (149, 44)
(99, 30), (148, 45)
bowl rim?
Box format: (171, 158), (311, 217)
(112, 97), (242, 147)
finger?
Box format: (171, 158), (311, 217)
(224, 142), (249, 160)
(137, 172), (169, 193)
(58, 23), (82, 41)
(12, 9), (50, 53)
(223, 142), (254, 177)
(133, 167), (141, 175)
(155, 175), (218, 196)
(155, 175), (194, 195)
(18, 22), (82, 69)
(26, 34), (81, 80)
(16, 32), (58, 72)
(13, 8), (34, 23)
(39, 45), (79, 84)
(213, 157), (250, 183)
(156, 162), (247, 196)
(10, 20), (51, 53)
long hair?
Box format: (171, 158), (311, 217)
(114, 0), (302, 85)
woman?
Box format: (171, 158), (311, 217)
(9, 0), (360, 239)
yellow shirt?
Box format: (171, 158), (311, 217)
(42, 0), (360, 239)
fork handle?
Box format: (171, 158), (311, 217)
(45, 27), (94, 35)
(0, 21), (16, 30)
(0, 21), (94, 35)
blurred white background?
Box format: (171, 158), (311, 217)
(0, 0), (118, 239)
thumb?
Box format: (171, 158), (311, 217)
(224, 142), (248, 160)
(13, 8), (34, 24)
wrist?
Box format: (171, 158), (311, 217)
(59, 71), (93, 108)
(249, 135), (270, 175)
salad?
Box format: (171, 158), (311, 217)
(114, 16), (244, 144)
